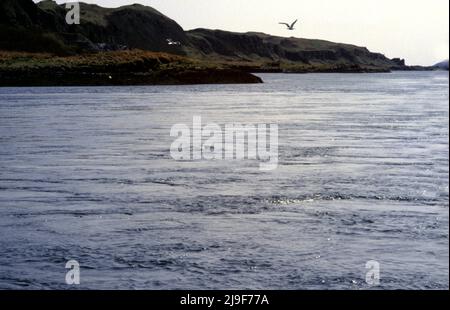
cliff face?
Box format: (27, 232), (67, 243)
(185, 29), (401, 69)
(1, 0), (408, 71)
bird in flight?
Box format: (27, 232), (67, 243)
(279, 19), (298, 30)
(166, 38), (181, 46)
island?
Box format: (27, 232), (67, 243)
(0, 0), (440, 86)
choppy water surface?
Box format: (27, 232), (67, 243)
(0, 72), (448, 289)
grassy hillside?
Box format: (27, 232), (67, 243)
(0, 0), (413, 72)
(185, 29), (403, 70)
(0, 50), (187, 71)
(36, 0), (188, 54)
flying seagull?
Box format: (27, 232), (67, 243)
(166, 38), (181, 46)
(279, 19), (298, 30)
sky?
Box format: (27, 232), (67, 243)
(35, 0), (449, 65)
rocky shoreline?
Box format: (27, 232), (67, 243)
(0, 50), (441, 87)
(0, 50), (263, 86)
(0, 68), (263, 87)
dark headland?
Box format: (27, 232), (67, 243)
(0, 0), (440, 86)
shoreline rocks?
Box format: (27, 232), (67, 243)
(0, 68), (263, 87)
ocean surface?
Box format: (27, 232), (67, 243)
(0, 71), (448, 290)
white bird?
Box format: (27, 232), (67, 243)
(279, 19), (298, 30)
(166, 38), (181, 46)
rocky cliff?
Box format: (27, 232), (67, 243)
(185, 29), (404, 71)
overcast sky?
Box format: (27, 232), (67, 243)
(35, 0), (449, 65)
